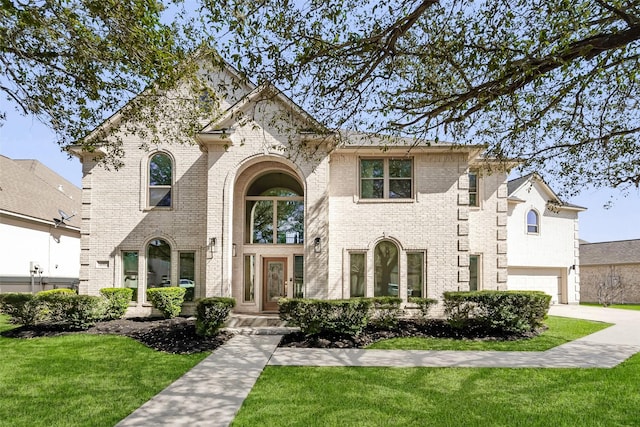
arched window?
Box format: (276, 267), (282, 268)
(149, 153), (172, 207)
(374, 240), (398, 296)
(527, 209), (539, 234)
(147, 239), (171, 288)
(245, 172), (304, 244)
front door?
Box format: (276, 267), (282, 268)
(263, 257), (287, 311)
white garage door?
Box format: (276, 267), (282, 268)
(507, 267), (563, 304)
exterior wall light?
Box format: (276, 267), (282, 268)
(209, 237), (217, 255)
(314, 237), (321, 254)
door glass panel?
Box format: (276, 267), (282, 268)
(294, 255), (304, 298)
(266, 260), (285, 304)
(277, 201), (304, 244)
(244, 255), (255, 302)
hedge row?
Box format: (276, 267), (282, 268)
(279, 292), (550, 337)
(443, 290), (551, 335)
(279, 296), (438, 336)
(195, 297), (236, 337)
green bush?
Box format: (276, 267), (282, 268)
(0, 293), (41, 325)
(146, 287), (186, 318)
(408, 297), (438, 320)
(99, 288), (133, 320)
(37, 288), (76, 296)
(279, 298), (372, 336)
(195, 297), (236, 337)
(61, 295), (106, 329)
(444, 290), (551, 335)
(366, 297), (403, 329)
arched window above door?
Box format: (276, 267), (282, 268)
(245, 172), (304, 244)
(148, 153), (173, 208)
(527, 209), (540, 234)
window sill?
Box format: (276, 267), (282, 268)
(143, 207), (173, 212)
(355, 197), (415, 204)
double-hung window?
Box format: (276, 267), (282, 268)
(468, 172), (479, 207)
(149, 153), (173, 207)
(360, 158), (412, 199)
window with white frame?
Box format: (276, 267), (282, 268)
(527, 209), (540, 234)
(148, 153), (173, 207)
(407, 252), (425, 298)
(147, 239), (171, 289)
(360, 158), (412, 199)
(349, 252), (366, 297)
(468, 172), (479, 207)
(469, 254), (480, 291)
(374, 241), (399, 296)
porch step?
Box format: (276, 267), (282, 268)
(223, 313), (298, 336)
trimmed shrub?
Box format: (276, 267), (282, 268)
(408, 297), (438, 320)
(367, 297), (403, 329)
(279, 298), (372, 336)
(195, 297), (236, 337)
(37, 288), (76, 296)
(0, 293), (41, 325)
(146, 287), (186, 318)
(61, 295), (106, 329)
(444, 290), (551, 335)
(100, 288), (133, 320)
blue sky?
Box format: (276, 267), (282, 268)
(1, 109), (639, 243)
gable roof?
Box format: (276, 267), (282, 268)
(507, 173), (586, 211)
(0, 156), (81, 229)
(580, 239), (640, 265)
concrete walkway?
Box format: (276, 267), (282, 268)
(116, 305), (640, 426)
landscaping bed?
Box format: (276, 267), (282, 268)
(1, 317), (232, 354)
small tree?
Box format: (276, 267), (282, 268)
(597, 266), (626, 307)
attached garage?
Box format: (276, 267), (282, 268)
(507, 267), (567, 304)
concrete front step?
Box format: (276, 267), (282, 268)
(225, 313), (287, 328)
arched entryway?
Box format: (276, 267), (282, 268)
(232, 160), (306, 313)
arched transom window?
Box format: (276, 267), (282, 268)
(245, 172), (304, 244)
(149, 153), (172, 207)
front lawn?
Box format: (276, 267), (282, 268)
(233, 355), (640, 426)
(0, 315), (207, 427)
(581, 302), (640, 311)
(367, 316), (611, 351)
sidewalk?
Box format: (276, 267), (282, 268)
(117, 305), (640, 426)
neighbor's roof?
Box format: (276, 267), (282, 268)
(580, 239), (640, 265)
(0, 155), (81, 229)
(507, 173), (586, 211)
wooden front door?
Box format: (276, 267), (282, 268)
(263, 257), (287, 311)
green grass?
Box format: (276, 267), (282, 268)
(581, 302), (640, 311)
(0, 315), (208, 427)
(366, 316), (611, 351)
(233, 355), (640, 426)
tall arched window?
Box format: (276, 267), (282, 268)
(245, 172), (304, 244)
(147, 239), (171, 288)
(374, 240), (399, 296)
(149, 153), (172, 207)
(527, 209), (539, 234)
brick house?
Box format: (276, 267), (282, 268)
(69, 64), (582, 315)
(580, 239), (640, 304)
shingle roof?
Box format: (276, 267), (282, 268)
(507, 173), (586, 211)
(0, 155), (81, 228)
(580, 239), (640, 265)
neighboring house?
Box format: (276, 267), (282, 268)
(0, 155), (81, 293)
(506, 174), (586, 304)
(69, 62), (582, 316)
(580, 239), (640, 304)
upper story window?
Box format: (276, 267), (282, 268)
(360, 158), (412, 199)
(149, 153), (173, 207)
(245, 172), (304, 244)
(527, 209), (539, 234)
(468, 172), (479, 207)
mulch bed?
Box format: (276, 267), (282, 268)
(1, 317), (232, 354)
(2, 318), (542, 353)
